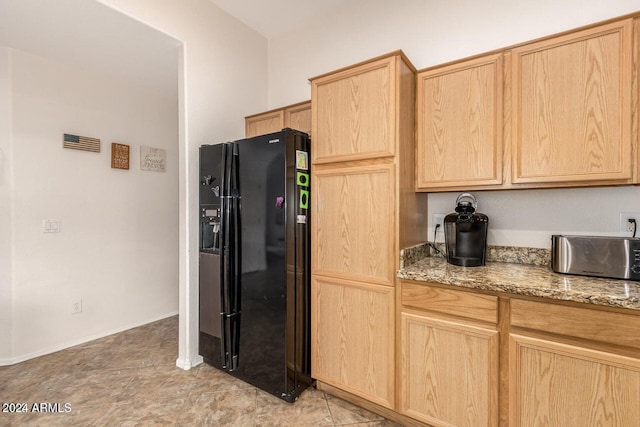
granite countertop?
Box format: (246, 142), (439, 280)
(398, 244), (640, 311)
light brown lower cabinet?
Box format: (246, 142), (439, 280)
(394, 281), (640, 427)
(509, 334), (640, 427)
(400, 312), (499, 427)
(310, 273), (640, 426)
(311, 276), (395, 409)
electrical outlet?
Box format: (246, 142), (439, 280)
(72, 299), (82, 315)
(619, 213), (640, 234)
(433, 213), (446, 232)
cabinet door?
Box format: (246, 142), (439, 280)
(245, 110), (284, 137)
(400, 313), (498, 427)
(312, 56), (397, 163)
(312, 163), (395, 286)
(312, 277), (395, 408)
(511, 19), (633, 184)
(416, 54), (503, 190)
(510, 334), (640, 427)
(284, 101), (311, 136)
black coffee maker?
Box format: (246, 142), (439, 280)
(444, 193), (488, 267)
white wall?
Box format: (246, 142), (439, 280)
(268, 0), (640, 248)
(0, 47), (13, 361)
(1, 48), (179, 363)
(98, 0), (268, 368)
(427, 187), (640, 248)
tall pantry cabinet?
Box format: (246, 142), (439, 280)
(309, 51), (427, 409)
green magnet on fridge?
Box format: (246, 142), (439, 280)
(297, 172), (309, 187)
(299, 190), (309, 209)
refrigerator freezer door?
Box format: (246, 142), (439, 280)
(198, 143), (225, 367)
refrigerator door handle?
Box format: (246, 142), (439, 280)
(220, 192), (230, 369)
(218, 142), (241, 371)
(231, 142), (241, 314)
(228, 142), (241, 370)
(224, 193), (237, 370)
(219, 142), (233, 369)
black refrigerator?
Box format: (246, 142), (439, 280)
(198, 128), (312, 402)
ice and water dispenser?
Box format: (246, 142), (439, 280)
(201, 206), (220, 252)
(200, 144), (222, 254)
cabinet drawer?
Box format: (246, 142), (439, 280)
(510, 299), (640, 349)
(401, 281), (498, 323)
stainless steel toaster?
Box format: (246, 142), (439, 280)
(551, 235), (640, 281)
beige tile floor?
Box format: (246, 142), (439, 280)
(0, 316), (403, 426)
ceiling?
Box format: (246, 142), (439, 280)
(0, 0), (181, 98)
(209, 0), (351, 38)
(0, 0), (350, 98)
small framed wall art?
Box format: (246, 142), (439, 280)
(140, 146), (166, 172)
(111, 143), (130, 170)
(63, 133), (101, 152)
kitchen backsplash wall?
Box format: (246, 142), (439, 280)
(428, 186), (640, 249)
(400, 242), (551, 268)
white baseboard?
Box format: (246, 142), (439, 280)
(176, 354), (203, 370)
(0, 311), (178, 366)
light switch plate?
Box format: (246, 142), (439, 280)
(43, 219), (61, 233)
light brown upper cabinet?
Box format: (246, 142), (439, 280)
(245, 101), (311, 138)
(416, 53), (503, 190)
(510, 19), (634, 185)
(245, 109), (284, 138)
(284, 101), (312, 136)
(312, 56), (399, 163)
(310, 51), (426, 279)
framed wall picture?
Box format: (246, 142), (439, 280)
(140, 146), (166, 172)
(63, 133), (101, 152)
(111, 143), (130, 170)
